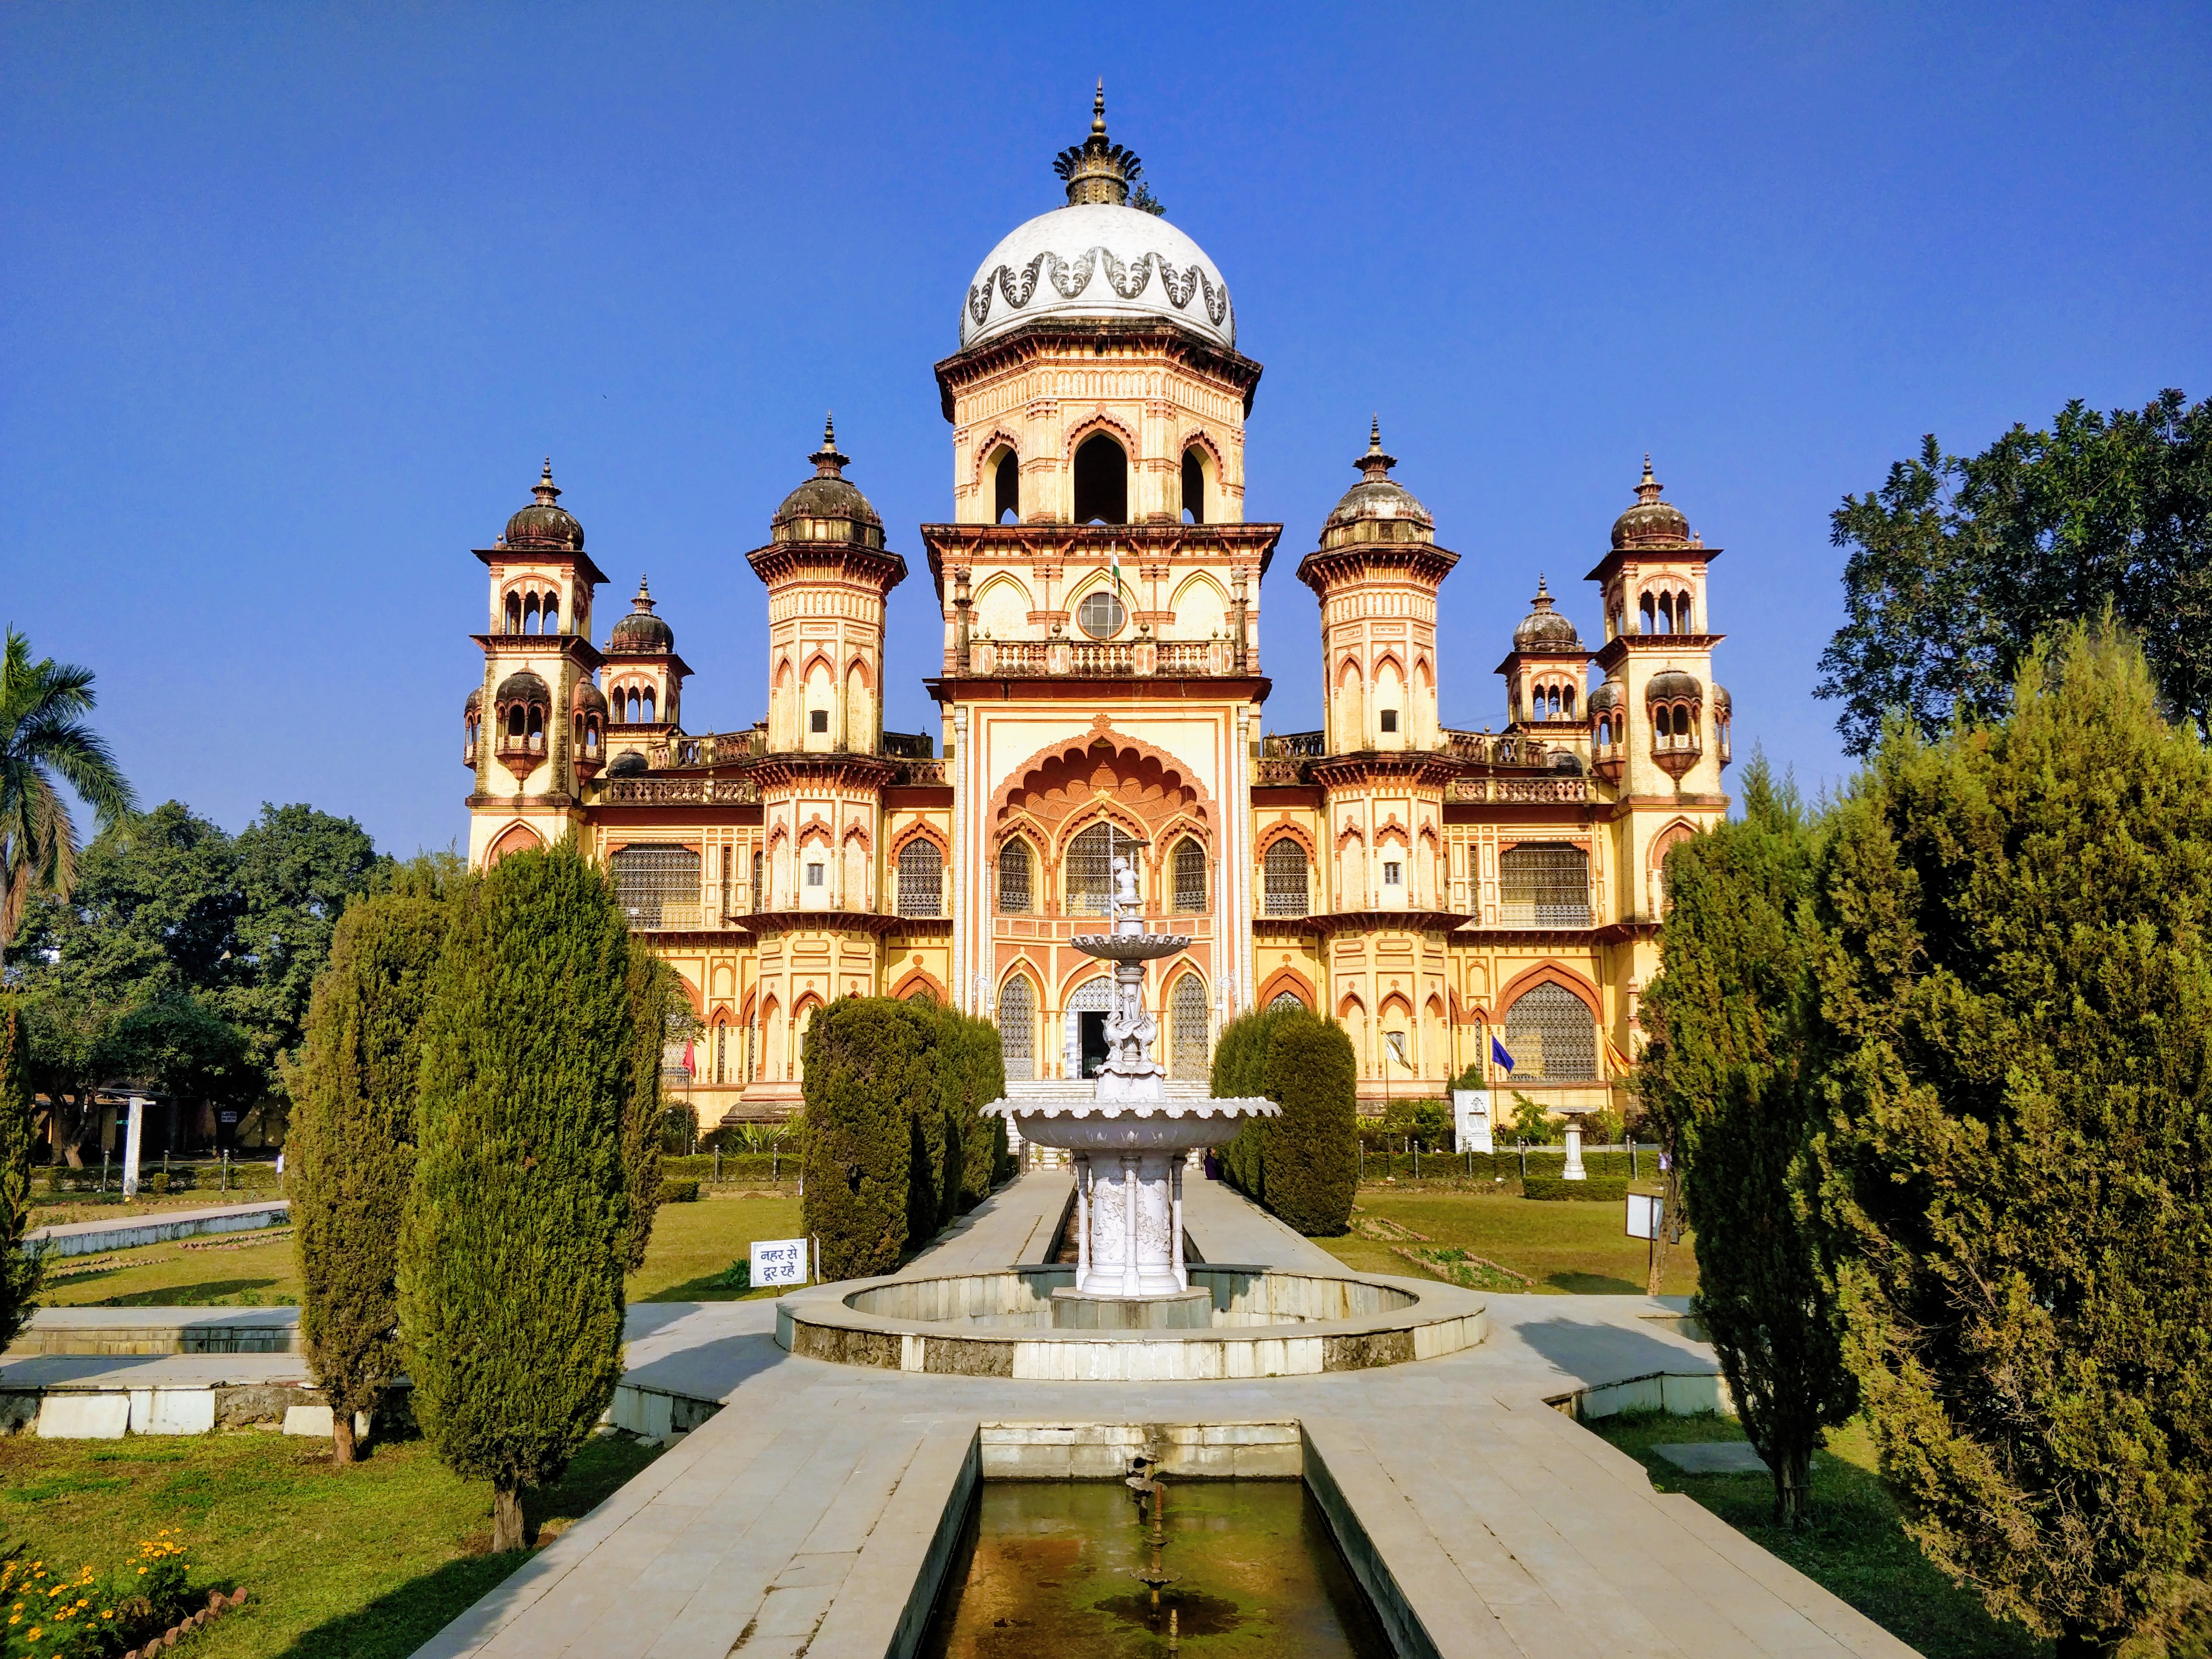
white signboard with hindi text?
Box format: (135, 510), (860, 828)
(750, 1237), (810, 1289)
(1625, 1193), (1664, 1241)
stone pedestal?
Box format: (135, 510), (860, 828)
(1049, 1286), (1212, 1330)
(1562, 1121), (1587, 1180)
(1075, 1149), (1187, 1295)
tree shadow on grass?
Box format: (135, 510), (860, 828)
(266, 1435), (660, 1659)
(639, 1271), (776, 1303)
(90, 1278), (288, 1307)
(1546, 1271), (1643, 1295)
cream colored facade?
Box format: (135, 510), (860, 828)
(461, 101), (1731, 1123)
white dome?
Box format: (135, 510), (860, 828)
(961, 203), (1235, 352)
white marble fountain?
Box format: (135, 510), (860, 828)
(984, 861), (1277, 1327)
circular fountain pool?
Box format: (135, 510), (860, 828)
(774, 1264), (1486, 1381)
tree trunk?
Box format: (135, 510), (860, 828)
(491, 1481), (527, 1554)
(331, 1409), (357, 1465)
(1770, 1442), (1814, 1528)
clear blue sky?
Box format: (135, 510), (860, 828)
(5, 4), (2206, 857)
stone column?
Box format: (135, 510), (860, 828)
(1170, 1157), (1186, 1292)
(1120, 1154), (1142, 1296)
(1075, 1155), (1092, 1285)
(1563, 1118), (1586, 1180)
(121, 1094), (146, 1201)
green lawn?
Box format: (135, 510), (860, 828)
(40, 1189), (809, 1309)
(0, 1429), (659, 1659)
(1315, 1189), (1700, 1296)
(1593, 1410), (2046, 1659)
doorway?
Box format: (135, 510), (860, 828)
(1079, 1012), (1110, 1078)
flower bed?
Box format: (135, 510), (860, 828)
(0, 1531), (240, 1659)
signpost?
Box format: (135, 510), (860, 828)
(750, 1237), (810, 1290)
(1626, 1192), (1665, 1291)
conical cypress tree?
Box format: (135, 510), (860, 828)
(1258, 1012), (1358, 1236)
(1638, 760), (1857, 1526)
(1815, 625), (2212, 1652)
(399, 841), (632, 1553)
(801, 998), (927, 1280)
(291, 886), (450, 1463)
(0, 1000), (43, 1351)
(616, 949), (685, 1276)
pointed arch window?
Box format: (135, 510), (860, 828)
(610, 845), (701, 930)
(1498, 842), (1590, 927)
(1172, 838), (1207, 914)
(1073, 432), (1128, 524)
(994, 448), (1020, 524)
(1181, 449), (1206, 524)
(896, 838), (943, 917)
(1170, 975), (1209, 1079)
(997, 838), (1033, 914)
(1263, 838), (1309, 918)
(998, 977), (1036, 1081)
(1064, 822), (1125, 918)
(1501, 982), (1598, 1081)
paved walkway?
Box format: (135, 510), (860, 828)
(24, 1199), (289, 1259)
(413, 1173), (1918, 1659)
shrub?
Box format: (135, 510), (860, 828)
(618, 954), (692, 1274)
(932, 1005), (1010, 1209)
(1579, 1106), (1627, 1145)
(1211, 1006), (1357, 1235)
(661, 1178), (700, 1204)
(0, 1000), (42, 1350)
(292, 886), (450, 1463)
(0, 1529), (193, 1659)
(1523, 1176), (1628, 1202)
(801, 998), (931, 1279)
(1504, 1092), (1558, 1144)
(400, 840), (632, 1553)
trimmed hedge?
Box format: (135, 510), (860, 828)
(800, 997), (1010, 1280)
(1523, 1176), (1629, 1202)
(1211, 1006), (1358, 1236)
(660, 1152), (800, 1183)
(661, 1178), (701, 1203)
(1359, 1147), (1657, 1183)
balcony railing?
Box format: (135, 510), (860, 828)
(1263, 730), (1326, 759)
(963, 636), (1248, 677)
(1447, 776), (1592, 804)
(600, 777), (760, 805)
(650, 729), (766, 770)
(1252, 757), (1303, 785)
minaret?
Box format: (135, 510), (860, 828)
(1495, 578), (1587, 747)
(601, 577), (691, 756)
(1584, 458), (1727, 801)
(467, 461), (609, 863)
(745, 418), (907, 912)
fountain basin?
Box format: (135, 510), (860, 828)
(776, 1265), (1486, 1380)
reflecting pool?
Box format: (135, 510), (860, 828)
(918, 1479), (1393, 1659)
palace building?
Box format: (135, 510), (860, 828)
(460, 91), (1731, 1123)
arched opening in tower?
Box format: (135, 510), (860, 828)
(994, 450), (1020, 523)
(1181, 449), (1206, 524)
(1073, 433), (1128, 524)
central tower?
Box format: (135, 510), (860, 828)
(924, 86), (1283, 1080)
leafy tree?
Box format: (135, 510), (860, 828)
(1504, 1092), (1557, 1144)
(0, 1000), (44, 1349)
(292, 886), (451, 1464)
(102, 991), (258, 1115)
(0, 626), (137, 969)
(1379, 1097), (1453, 1148)
(1815, 626), (2212, 1651)
(1816, 390), (2212, 753)
(617, 951), (691, 1275)
(226, 803), (385, 1082)
(1639, 760), (1856, 1526)
(801, 998), (929, 1279)
(399, 842), (632, 1553)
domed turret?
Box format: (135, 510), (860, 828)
(961, 85), (1233, 351)
(490, 669), (552, 781)
(1320, 420), (1434, 549)
(607, 748), (648, 778)
(1513, 578), (1582, 651)
(502, 460), (585, 551)
(1648, 669), (1704, 701)
(571, 678), (608, 782)
(1611, 457), (1691, 551)
(607, 578), (674, 655)
(770, 417), (885, 548)
(462, 687), (482, 769)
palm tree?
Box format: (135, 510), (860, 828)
(0, 627), (138, 969)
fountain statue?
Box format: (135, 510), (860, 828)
(984, 859), (1277, 1324)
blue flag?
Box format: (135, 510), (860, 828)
(1490, 1034), (1515, 1073)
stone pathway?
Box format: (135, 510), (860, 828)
(412, 1173), (1919, 1659)
(25, 1198), (290, 1259)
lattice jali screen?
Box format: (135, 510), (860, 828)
(1170, 976), (1210, 1079)
(998, 839), (1032, 913)
(1497, 843), (1591, 927)
(1263, 839), (1309, 917)
(1173, 840), (1207, 913)
(998, 978), (1036, 1081)
(1065, 823), (1135, 918)
(896, 838), (943, 917)
(1501, 983), (1598, 1080)
(611, 846), (701, 929)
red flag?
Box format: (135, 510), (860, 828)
(682, 1041), (696, 1075)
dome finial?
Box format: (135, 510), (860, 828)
(634, 575), (654, 611)
(810, 413), (850, 478)
(1054, 80), (1141, 207)
(1355, 417), (1397, 481)
(1637, 454), (1662, 501)
(534, 458), (560, 505)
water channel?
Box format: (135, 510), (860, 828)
(918, 1478), (1393, 1659)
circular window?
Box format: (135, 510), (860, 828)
(1077, 589), (1127, 640)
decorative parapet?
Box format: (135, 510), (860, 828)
(1447, 776), (1592, 804)
(600, 777), (761, 806)
(964, 636), (1241, 678)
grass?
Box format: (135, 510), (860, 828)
(40, 1189), (810, 1309)
(1593, 1410), (2046, 1659)
(0, 1429), (660, 1659)
(1313, 1189), (1700, 1295)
